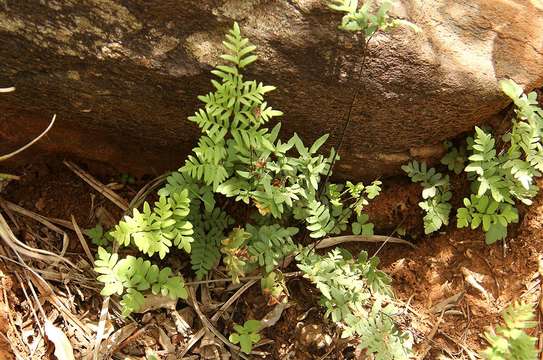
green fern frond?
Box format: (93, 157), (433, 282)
(402, 160), (452, 234)
(481, 301), (537, 360)
(328, 0), (419, 36)
(110, 190), (193, 258)
(296, 248), (408, 358)
(94, 247), (188, 315)
(456, 195), (518, 244)
(306, 200), (336, 238)
(246, 224), (298, 273)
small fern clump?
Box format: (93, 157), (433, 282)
(481, 302), (537, 360)
(457, 79), (543, 243)
(328, 0), (419, 35)
(296, 248), (412, 359)
(403, 79), (543, 244)
(402, 160), (452, 234)
(441, 141), (466, 174)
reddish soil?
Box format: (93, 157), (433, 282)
(0, 158), (541, 359)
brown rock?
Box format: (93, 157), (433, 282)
(1, 1), (543, 179)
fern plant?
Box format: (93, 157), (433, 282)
(85, 224), (110, 246)
(111, 190), (193, 259)
(456, 194), (518, 245)
(402, 80), (543, 244)
(402, 160), (452, 234)
(456, 80), (543, 243)
(296, 248), (411, 359)
(328, 0), (420, 35)
(441, 141), (466, 175)
(93, 21), (408, 357)
(481, 302), (537, 360)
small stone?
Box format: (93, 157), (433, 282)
(298, 324), (332, 350)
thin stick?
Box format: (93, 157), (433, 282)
(315, 235), (416, 250)
(128, 173), (169, 210)
(92, 297), (111, 360)
(0, 332), (27, 360)
(0, 114), (56, 161)
(0, 211), (76, 267)
(184, 272), (302, 286)
(210, 279), (258, 323)
(2, 199), (72, 260)
(188, 286), (267, 358)
(64, 160), (129, 211)
(0, 86), (15, 93)
(71, 215), (94, 264)
(0, 173), (20, 181)
(15, 273), (45, 337)
(179, 280), (258, 357)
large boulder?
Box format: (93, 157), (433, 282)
(1, 0), (543, 179)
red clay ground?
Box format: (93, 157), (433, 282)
(0, 158), (541, 359)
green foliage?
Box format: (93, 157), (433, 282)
(441, 141), (466, 174)
(229, 319), (262, 354)
(352, 213), (374, 236)
(481, 302), (537, 360)
(111, 190), (193, 259)
(402, 160), (452, 234)
(221, 227), (253, 284)
(120, 173), (135, 184)
(456, 195), (518, 245)
(455, 80), (543, 243)
(94, 22), (399, 357)
(84, 224), (110, 246)
(94, 247), (187, 316)
(220, 225), (298, 283)
(246, 224), (298, 273)
(297, 248), (411, 358)
(401, 80), (542, 245)
(306, 200), (336, 238)
(465, 127), (511, 203)
(261, 271), (287, 303)
(328, 0), (420, 35)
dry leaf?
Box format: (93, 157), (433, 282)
(261, 302), (291, 329)
(99, 322), (138, 354)
(157, 326), (175, 353)
(135, 294), (177, 313)
(45, 321), (75, 360)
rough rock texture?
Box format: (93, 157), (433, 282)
(1, 0), (543, 179)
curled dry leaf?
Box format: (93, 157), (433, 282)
(431, 291), (464, 314)
(45, 321), (75, 360)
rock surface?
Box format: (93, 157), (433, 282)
(1, 0), (543, 178)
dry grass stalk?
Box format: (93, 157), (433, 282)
(64, 160), (129, 211)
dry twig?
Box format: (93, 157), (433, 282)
(64, 161), (129, 211)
